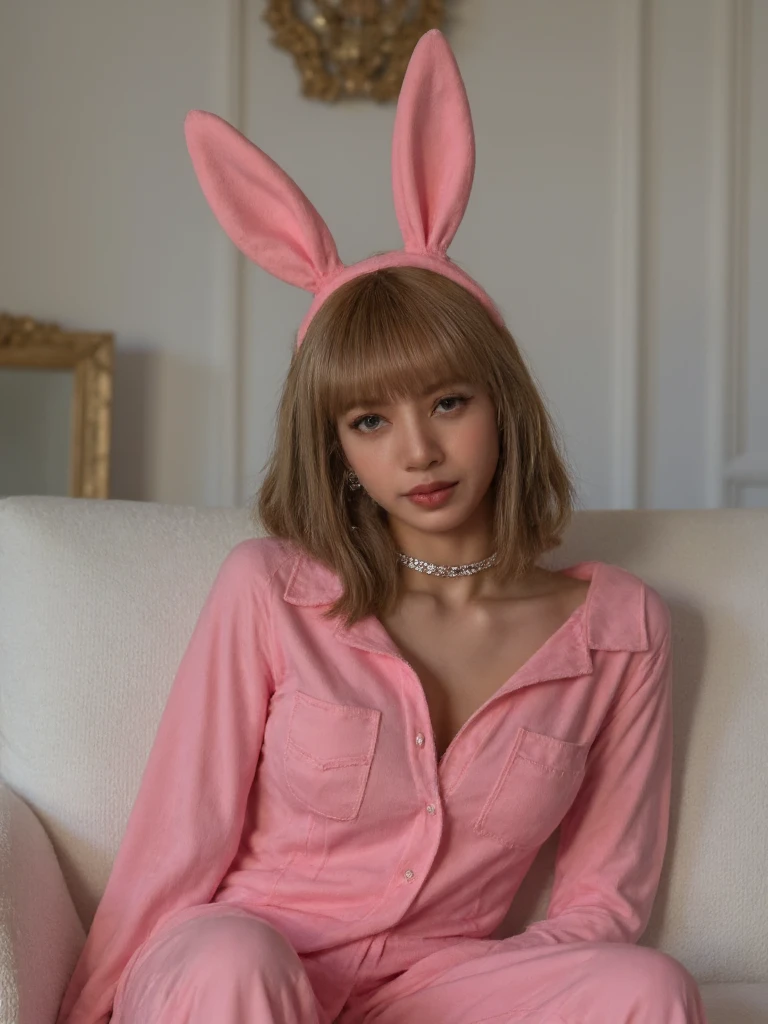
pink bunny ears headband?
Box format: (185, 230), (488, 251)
(184, 29), (504, 348)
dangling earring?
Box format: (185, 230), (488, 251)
(346, 470), (361, 532)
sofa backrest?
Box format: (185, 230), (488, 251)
(1, 495), (765, 983)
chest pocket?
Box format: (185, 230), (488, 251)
(283, 691), (381, 821)
(474, 725), (590, 851)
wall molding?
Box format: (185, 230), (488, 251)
(210, 0), (247, 507)
(615, 0), (754, 510)
(718, 0), (752, 507)
(724, 452), (768, 484)
(612, 0), (647, 508)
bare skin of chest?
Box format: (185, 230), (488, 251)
(380, 572), (591, 762)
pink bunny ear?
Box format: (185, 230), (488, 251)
(392, 30), (476, 254)
(184, 110), (343, 292)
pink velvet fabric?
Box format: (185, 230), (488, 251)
(183, 30), (505, 348)
(56, 538), (709, 1024)
(108, 904), (709, 1024)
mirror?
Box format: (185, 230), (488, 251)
(0, 313), (114, 499)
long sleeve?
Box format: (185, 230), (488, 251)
(56, 541), (275, 1024)
(502, 591), (673, 951)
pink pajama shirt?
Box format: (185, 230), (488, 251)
(56, 538), (709, 1024)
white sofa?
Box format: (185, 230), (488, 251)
(0, 495), (766, 1024)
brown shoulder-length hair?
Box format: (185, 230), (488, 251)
(253, 266), (579, 629)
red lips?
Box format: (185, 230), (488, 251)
(405, 480), (457, 495)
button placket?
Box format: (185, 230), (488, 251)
(414, 731), (442, 820)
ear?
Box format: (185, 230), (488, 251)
(391, 29), (476, 254)
(184, 110), (343, 292)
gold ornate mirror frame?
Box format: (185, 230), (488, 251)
(265, 0), (444, 101)
(0, 313), (114, 499)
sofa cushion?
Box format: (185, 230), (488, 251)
(700, 982), (768, 1023)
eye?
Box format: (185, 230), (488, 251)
(349, 395), (469, 434)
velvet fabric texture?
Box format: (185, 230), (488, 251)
(183, 30), (506, 348)
(54, 538), (693, 1024)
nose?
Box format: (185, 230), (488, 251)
(397, 414), (444, 468)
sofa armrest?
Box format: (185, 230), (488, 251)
(0, 780), (85, 1024)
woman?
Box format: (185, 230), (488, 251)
(56, 29), (710, 1024)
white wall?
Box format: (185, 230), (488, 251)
(1, 0), (765, 510)
(0, 0), (239, 505)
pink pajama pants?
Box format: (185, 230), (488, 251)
(110, 904), (710, 1024)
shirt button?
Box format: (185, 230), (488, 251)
(426, 804), (436, 814)
(415, 732), (425, 747)
(404, 869), (414, 881)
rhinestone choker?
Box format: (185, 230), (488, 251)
(396, 551), (498, 577)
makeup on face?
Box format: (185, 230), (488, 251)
(405, 482), (459, 507)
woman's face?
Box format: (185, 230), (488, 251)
(335, 380), (501, 539)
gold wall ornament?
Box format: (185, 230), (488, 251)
(0, 313), (114, 499)
(264, 0), (444, 102)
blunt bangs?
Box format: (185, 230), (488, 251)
(304, 268), (497, 423)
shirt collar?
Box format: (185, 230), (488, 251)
(282, 548), (649, 683)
